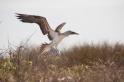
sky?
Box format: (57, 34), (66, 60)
(0, 0), (124, 50)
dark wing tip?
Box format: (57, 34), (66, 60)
(15, 13), (23, 19)
(15, 13), (23, 17)
(15, 13), (51, 36)
(15, 13), (35, 23)
(15, 13), (19, 15)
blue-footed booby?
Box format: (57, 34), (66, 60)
(16, 13), (79, 56)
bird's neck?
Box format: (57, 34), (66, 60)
(51, 34), (65, 47)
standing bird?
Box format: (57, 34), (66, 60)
(16, 13), (79, 56)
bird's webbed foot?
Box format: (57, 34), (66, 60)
(56, 48), (61, 55)
(49, 46), (53, 54)
(49, 46), (61, 55)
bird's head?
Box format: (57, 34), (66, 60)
(71, 31), (79, 35)
(67, 30), (79, 35)
(63, 30), (79, 37)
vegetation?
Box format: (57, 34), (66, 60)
(0, 42), (124, 82)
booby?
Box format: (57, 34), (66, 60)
(16, 13), (79, 55)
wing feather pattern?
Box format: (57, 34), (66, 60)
(55, 22), (66, 34)
(16, 13), (50, 35)
(16, 13), (65, 41)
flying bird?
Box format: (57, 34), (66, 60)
(16, 13), (79, 56)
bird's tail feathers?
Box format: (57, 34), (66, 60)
(38, 42), (57, 59)
(39, 42), (50, 57)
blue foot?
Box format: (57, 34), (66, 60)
(49, 47), (53, 54)
(56, 48), (61, 55)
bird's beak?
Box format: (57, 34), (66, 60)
(71, 32), (79, 35)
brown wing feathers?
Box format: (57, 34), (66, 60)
(16, 13), (49, 35)
(16, 13), (66, 41)
(55, 22), (66, 34)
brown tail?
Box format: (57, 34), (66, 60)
(38, 43), (50, 58)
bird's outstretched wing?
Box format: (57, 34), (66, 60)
(55, 22), (66, 34)
(16, 13), (56, 40)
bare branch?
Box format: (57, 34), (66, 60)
(22, 30), (37, 47)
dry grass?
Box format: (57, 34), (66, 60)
(0, 42), (124, 82)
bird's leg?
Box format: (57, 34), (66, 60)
(49, 46), (53, 54)
(56, 47), (61, 55)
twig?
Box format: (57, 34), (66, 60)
(22, 30), (37, 47)
(15, 30), (37, 53)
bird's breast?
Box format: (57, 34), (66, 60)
(49, 30), (58, 39)
(52, 35), (65, 46)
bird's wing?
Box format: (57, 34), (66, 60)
(55, 22), (66, 33)
(16, 13), (57, 40)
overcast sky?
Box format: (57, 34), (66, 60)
(0, 0), (124, 50)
